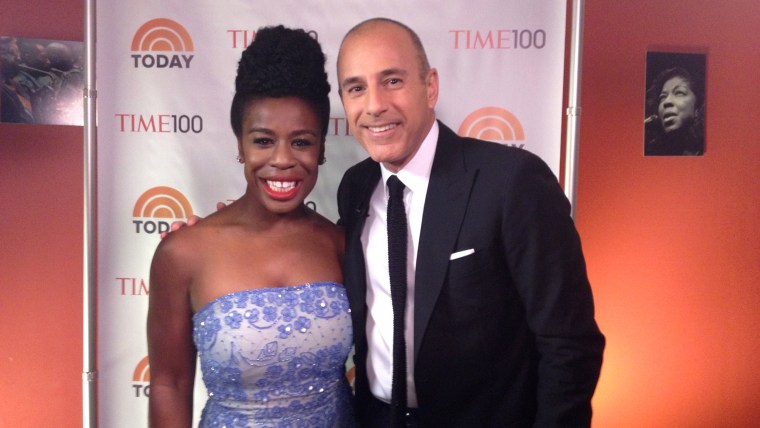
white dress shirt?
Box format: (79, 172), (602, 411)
(361, 121), (439, 407)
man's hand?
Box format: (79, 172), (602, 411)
(159, 202), (228, 239)
(159, 216), (199, 239)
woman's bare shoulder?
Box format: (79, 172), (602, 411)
(304, 210), (344, 255)
(151, 218), (216, 269)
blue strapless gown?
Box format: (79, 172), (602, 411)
(192, 282), (356, 427)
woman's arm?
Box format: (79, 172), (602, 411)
(147, 236), (197, 427)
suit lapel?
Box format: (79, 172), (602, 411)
(346, 163), (380, 252)
(344, 162), (381, 339)
(413, 123), (478, 360)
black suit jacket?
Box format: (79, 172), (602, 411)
(337, 122), (604, 427)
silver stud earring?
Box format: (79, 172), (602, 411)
(236, 155), (244, 164)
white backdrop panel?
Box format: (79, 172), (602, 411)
(96, 1), (567, 425)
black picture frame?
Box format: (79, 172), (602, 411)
(644, 51), (707, 156)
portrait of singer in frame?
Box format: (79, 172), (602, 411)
(1, 36), (83, 125)
(644, 51), (706, 156)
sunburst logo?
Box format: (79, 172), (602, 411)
(132, 186), (193, 234)
(132, 356), (151, 398)
(133, 356), (151, 382)
(130, 18), (195, 69)
(131, 18), (194, 52)
(458, 106), (525, 145)
(134, 186), (193, 219)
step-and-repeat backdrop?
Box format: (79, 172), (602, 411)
(96, 1), (568, 425)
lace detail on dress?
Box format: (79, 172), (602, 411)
(192, 282), (355, 427)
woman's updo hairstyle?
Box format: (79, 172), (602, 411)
(230, 25), (331, 163)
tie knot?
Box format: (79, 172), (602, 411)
(387, 175), (406, 199)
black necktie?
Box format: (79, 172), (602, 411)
(386, 175), (408, 427)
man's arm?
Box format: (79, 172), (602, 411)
(501, 154), (605, 427)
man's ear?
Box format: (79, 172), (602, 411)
(426, 68), (439, 108)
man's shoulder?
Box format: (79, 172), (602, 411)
(340, 156), (378, 189)
(344, 156), (376, 175)
(459, 137), (546, 172)
(337, 156), (377, 208)
(438, 121), (538, 164)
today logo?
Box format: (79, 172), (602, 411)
(458, 106), (526, 148)
(132, 356), (150, 398)
(132, 186), (194, 234)
(130, 18), (195, 69)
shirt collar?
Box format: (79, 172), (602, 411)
(380, 120), (439, 195)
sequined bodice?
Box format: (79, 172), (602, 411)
(192, 282), (355, 427)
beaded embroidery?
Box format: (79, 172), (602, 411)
(192, 282), (355, 427)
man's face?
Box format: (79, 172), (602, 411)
(1, 38), (21, 78)
(337, 22), (438, 172)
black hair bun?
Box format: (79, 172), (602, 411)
(235, 25), (330, 102)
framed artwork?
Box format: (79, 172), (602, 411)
(1, 36), (83, 125)
(644, 51), (706, 156)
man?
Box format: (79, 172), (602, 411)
(1, 36), (35, 123)
(336, 18), (604, 427)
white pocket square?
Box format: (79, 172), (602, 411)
(449, 248), (475, 260)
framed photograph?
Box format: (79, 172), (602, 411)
(1, 36), (83, 125)
(644, 51), (706, 156)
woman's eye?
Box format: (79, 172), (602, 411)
(293, 139), (313, 148)
(253, 138), (272, 146)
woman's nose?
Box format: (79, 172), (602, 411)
(269, 142), (296, 168)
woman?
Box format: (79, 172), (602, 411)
(147, 26), (355, 427)
(645, 66), (705, 156)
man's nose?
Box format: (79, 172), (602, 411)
(365, 86), (388, 116)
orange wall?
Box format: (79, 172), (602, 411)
(579, 0), (760, 426)
(1, 1), (758, 426)
(0, 2), (84, 426)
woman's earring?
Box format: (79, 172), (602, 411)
(236, 155), (244, 164)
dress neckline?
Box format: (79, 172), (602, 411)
(193, 281), (345, 318)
